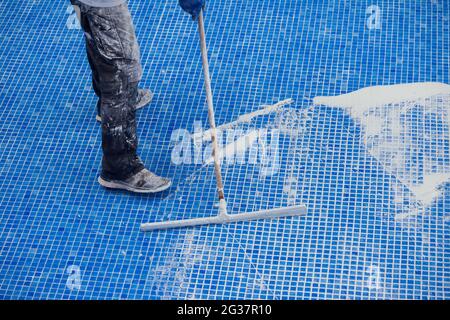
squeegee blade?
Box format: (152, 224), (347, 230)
(140, 205), (307, 232)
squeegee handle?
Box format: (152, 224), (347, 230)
(197, 11), (225, 201)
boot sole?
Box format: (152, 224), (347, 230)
(96, 91), (154, 122)
(98, 176), (171, 194)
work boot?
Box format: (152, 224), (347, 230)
(96, 89), (154, 122)
(98, 168), (172, 193)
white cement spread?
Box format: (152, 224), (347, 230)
(313, 82), (450, 112)
(193, 99), (293, 142)
(313, 82), (450, 217)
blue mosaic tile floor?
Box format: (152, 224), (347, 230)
(0, 0), (449, 299)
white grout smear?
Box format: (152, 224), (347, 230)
(313, 82), (450, 216)
(193, 99), (294, 142)
(409, 173), (450, 207)
(313, 82), (450, 111)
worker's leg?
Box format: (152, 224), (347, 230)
(72, 1), (170, 192)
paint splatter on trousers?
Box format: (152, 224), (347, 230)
(71, 0), (145, 180)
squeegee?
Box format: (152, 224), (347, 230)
(140, 11), (307, 232)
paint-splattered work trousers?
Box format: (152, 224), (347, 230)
(71, 0), (145, 180)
